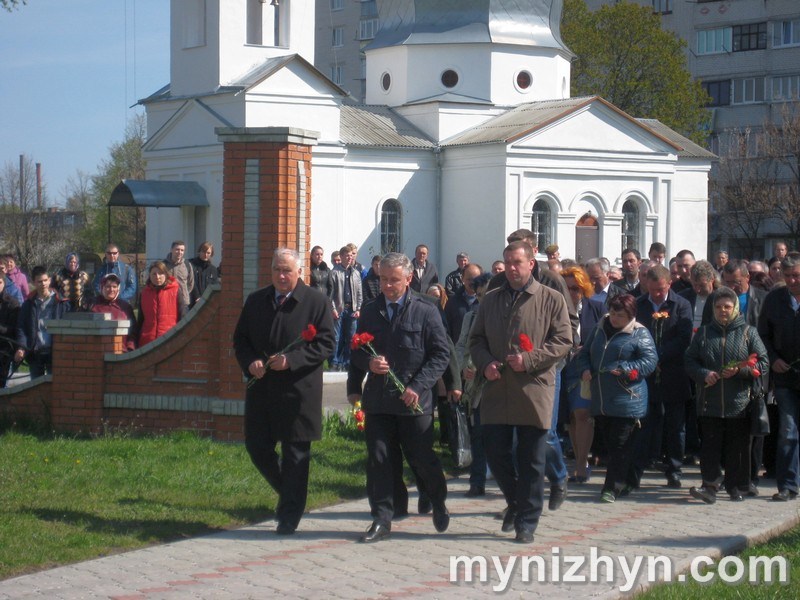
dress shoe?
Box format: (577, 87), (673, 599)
(729, 492), (744, 502)
(501, 507), (516, 533)
(418, 494), (432, 514)
(360, 522), (391, 543)
(617, 484), (634, 498)
(432, 506), (450, 533)
(666, 472), (682, 489)
(548, 482), (568, 510)
(689, 486), (717, 505)
(514, 528), (534, 544)
(772, 489), (798, 502)
(276, 521), (296, 535)
(746, 483), (759, 497)
(465, 485), (485, 497)
(600, 490), (616, 503)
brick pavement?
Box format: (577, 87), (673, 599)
(2, 468), (799, 599)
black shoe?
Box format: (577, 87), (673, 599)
(465, 485), (485, 497)
(276, 521), (296, 535)
(432, 505), (450, 533)
(666, 473), (682, 489)
(729, 492), (744, 502)
(689, 486), (716, 505)
(514, 528), (534, 544)
(746, 483), (759, 497)
(549, 482), (568, 510)
(418, 494), (432, 514)
(772, 490), (798, 502)
(501, 507), (516, 533)
(360, 522), (391, 543)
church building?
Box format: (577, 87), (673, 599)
(139, 0), (713, 270)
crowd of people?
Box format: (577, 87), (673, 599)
(237, 235), (800, 545)
(0, 240), (221, 384)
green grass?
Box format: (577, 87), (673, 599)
(636, 526), (800, 599)
(0, 415), (368, 580)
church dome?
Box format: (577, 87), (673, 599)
(368, 0), (569, 53)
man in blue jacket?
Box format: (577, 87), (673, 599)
(92, 243), (137, 305)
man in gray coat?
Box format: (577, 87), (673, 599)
(165, 240), (194, 311)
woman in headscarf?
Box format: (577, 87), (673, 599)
(684, 286), (769, 504)
(53, 252), (91, 311)
(90, 273), (137, 351)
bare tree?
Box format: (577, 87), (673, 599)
(764, 101), (800, 246)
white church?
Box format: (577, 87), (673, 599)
(138, 0), (713, 269)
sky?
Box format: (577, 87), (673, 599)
(0, 0), (170, 205)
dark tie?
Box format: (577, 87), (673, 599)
(276, 294), (286, 307)
(389, 302), (399, 323)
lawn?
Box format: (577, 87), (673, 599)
(0, 415), (368, 580)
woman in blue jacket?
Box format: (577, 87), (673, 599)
(576, 293), (658, 503)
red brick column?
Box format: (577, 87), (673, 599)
(215, 127), (318, 400)
(46, 314), (131, 434)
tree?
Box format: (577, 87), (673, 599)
(83, 114), (147, 254)
(561, 0), (709, 143)
(1, 0), (26, 11)
(764, 101), (800, 246)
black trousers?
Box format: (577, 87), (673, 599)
(244, 401), (312, 529)
(483, 424), (548, 534)
(699, 416), (750, 493)
(595, 415), (640, 493)
(366, 413), (446, 526)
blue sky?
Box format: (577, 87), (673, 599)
(0, 1), (170, 205)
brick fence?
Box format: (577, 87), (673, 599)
(0, 127), (318, 440)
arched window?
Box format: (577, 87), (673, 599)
(621, 200), (640, 253)
(530, 199), (552, 251)
(380, 199), (402, 254)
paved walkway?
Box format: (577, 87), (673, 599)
(3, 375), (800, 598)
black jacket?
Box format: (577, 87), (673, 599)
(351, 290), (450, 415)
(188, 257), (220, 307)
(309, 262), (332, 296)
(410, 259), (439, 293)
(758, 286), (800, 390)
(362, 268), (381, 302)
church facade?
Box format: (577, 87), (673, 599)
(141, 0), (713, 269)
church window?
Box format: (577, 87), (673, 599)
(531, 199), (552, 251)
(381, 72), (392, 92)
(441, 69), (459, 89)
(516, 70), (532, 91)
(381, 199), (402, 254)
(621, 200), (640, 253)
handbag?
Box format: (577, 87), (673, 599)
(448, 402), (473, 468)
(749, 377), (770, 437)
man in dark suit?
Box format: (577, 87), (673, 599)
(233, 248), (336, 536)
(351, 253), (451, 543)
(410, 244), (439, 293)
(629, 264), (693, 489)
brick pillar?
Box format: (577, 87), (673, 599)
(46, 313), (131, 433)
(215, 127), (318, 400)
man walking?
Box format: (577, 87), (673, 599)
(233, 248), (335, 535)
(351, 253), (451, 543)
(470, 241), (572, 543)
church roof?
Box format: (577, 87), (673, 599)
(340, 103), (435, 149)
(636, 119), (717, 159)
(368, 0), (570, 54)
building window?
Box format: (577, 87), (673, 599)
(621, 200), (640, 253)
(530, 199), (552, 251)
(652, 0), (671, 15)
(182, 0), (206, 49)
(516, 70), (532, 91)
(380, 199), (402, 254)
(359, 18), (379, 40)
(701, 80), (731, 107)
(732, 23), (767, 52)
(332, 26), (344, 48)
(731, 77), (765, 105)
(697, 27), (732, 55)
(772, 75), (800, 101)
(330, 0), (344, 10)
(441, 69), (459, 88)
(381, 72), (391, 91)
(330, 66), (343, 85)
(774, 20), (800, 48)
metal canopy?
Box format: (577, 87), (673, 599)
(109, 180), (209, 208)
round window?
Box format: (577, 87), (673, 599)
(381, 72), (391, 92)
(516, 70), (532, 90)
(441, 69), (459, 88)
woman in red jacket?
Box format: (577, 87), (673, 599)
(138, 261), (186, 346)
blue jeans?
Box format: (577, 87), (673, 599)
(775, 387), (800, 494)
(333, 309), (358, 368)
(545, 367), (567, 486)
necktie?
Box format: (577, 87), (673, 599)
(389, 302), (399, 323)
(276, 294), (286, 307)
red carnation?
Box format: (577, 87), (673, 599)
(752, 368), (761, 378)
(354, 409), (365, 423)
(745, 353), (758, 368)
(629, 369), (639, 381)
(519, 333), (534, 353)
(301, 324), (317, 342)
